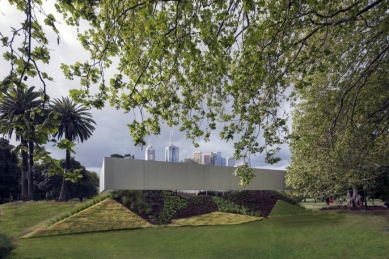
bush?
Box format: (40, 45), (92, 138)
(213, 197), (261, 217)
(175, 195), (218, 219)
(158, 191), (187, 224)
(0, 232), (15, 258)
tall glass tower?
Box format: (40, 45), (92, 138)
(145, 138), (155, 161)
(165, 130), (179, 162)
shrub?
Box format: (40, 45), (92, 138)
(213, 197), (261, 217)
(158, 191), (188, 224)
(0, 232), (15, 258)
(119, 190), (151, 215)
(175, 195), (218, 219)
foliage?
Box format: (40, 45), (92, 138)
(33, 158), (99, 201)
(275, 191), (301, 206)
(269, 200), (313, 217)
(212, 197), (261, 217)
(110, 154), (124, 158)
(174, 195), (218, 219)
(180, 158), (198, 164)
(156, 191), (188, 224)
(3, 1), (388, 187)
(369, 172), (389, 200)
(51, 97), (96, 201)
(117, 190), (152, 215)
(0, 232), (15, 258)
(0, 86), (59, 199)
(0, 138), (20, 203)
(51, 0), (389, 186)
(224, 190), (300, 217)
(287, 67), (389, 197)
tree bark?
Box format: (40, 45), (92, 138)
(58, 149), (70, 201)
(28, 140), (34, 200)
(21, 138), (29, 200)
(347, 187), (363, 208)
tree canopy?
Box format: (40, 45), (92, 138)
(0, 138), (20, 203)
(1, 0), (388, 186)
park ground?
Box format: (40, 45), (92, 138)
(1, 198), (388, 259)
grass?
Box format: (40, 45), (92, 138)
(45, 194), (111, 226)
(0, 201), (75, 238)
(25, 198), (152, 237)
(269, 200), (317, 217)
(2, 197), (388, 258)
(171, 211), (262, 226)
(8, 212), (389, 259)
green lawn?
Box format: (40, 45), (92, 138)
(8, 211), (389, 259)
(0, 201), (75, 238)
(2, 200), (388, 259)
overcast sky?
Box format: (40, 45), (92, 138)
(0, 2), (291, 174)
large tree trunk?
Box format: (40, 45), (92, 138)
(21, 139), (29, 200)
(28, 140), (34, 200)
(58, 149), (70, 201)
(347, 187), (363, 208)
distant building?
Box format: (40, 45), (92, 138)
(226, 157), (235, 167)
(193, 151), (202, 164)
(203, 152), (217, 165)
(203, 152), (212, 165)
(165, 130), (179, 163)
(221, 157), (226, 167)
(215, 151), (222, 166)
(145, 138), (155, 161)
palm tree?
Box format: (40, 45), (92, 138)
(0, 86), (42, 200)
(51, 97), (96, 201)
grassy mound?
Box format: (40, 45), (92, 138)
(269, 200), (316, 217)
(171, 211), (262, 226)
(26, 198), (151, 237)
(0, 201), (75, 238)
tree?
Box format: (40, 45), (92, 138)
(34, 158), (99, 201)
(69, 169), (99, 202)
(0, 86), (43, 199)
(2, 0), (389, 186)
(0, 138), (20, 203)
(287, 68), (389, 206)
(51, 97), (96, 201)
(57, 0), (388, 185)
(110, 154), (124, 158)
(180, 158), (198, 164)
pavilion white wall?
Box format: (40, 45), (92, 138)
(100, 157), (289, 192)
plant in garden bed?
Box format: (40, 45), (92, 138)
(224, 190), (300, 217)
(0, 232), (15, 258)
(158, 191), (188, 224)
(174, 195), (218, 219)
(213, 197), (261, 217)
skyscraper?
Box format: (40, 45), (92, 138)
(226, 157), (235, 167)
(145, 138), (155, 161)
(203, 152), (217, 165)
(215, 151), (222, 166)
(193, 151), (202, 164)
(165, 130), (179, 163)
